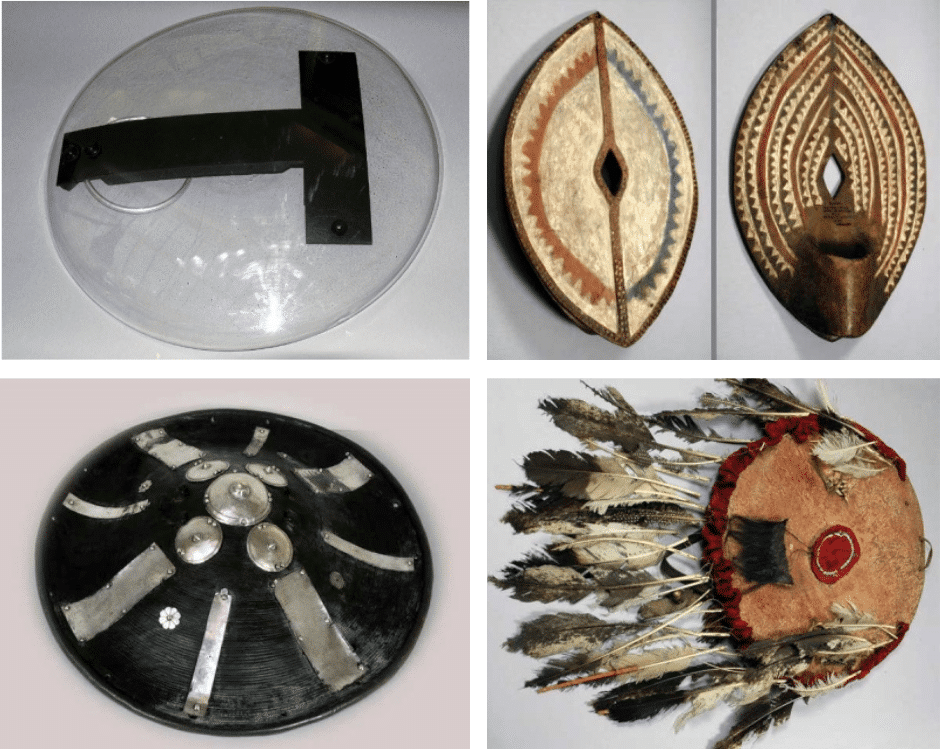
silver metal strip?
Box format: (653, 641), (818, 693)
(184, 589), (233, 718)
(61, 544), (175, 642)
(246, 462), (288, 487)
(133, 428), (204, 468)
(321, 530), (415, 572)
(273, 569), (364, 691)
(243, 426), (270, 456)
(63, 492), (150, 519)
(185, 459), (229, 482)
(294, 454), (373, 493)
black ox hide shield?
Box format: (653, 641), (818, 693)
(36, 409), (431, 735)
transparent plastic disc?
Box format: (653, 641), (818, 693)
(46, 8), (441, 350)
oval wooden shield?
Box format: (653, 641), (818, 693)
(732, 14), (926, 341)
(505, 13), (697, 347)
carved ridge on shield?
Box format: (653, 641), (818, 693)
(732, 14), (926, 340)
(505, 12), (697, 347)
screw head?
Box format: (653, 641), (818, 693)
(330, 219), (348, 237)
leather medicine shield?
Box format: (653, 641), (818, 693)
(732, 14), (926, 341)
(505, 13), (697, 347)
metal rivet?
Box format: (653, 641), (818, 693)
(330, 219), (348, 236)
(229, 481), (251, 500)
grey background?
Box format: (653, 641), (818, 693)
(716, 0), (940, 359)
(1, 378), (471, 748)
(489, 378), (940, 749)
(2, 1), (469, 359)
(488, 0), (713, 360)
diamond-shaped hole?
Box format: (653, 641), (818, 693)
(600, 150), (623, 196)
(823, 155), (844, 198)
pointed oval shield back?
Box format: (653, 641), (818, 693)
(505, 13), (697, 347)
(732, 14), (926, 341)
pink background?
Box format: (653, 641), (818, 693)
(1, 378), (471, 748)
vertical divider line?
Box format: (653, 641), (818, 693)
(593, 17), (629, 341)
(711, 0), (718, 359)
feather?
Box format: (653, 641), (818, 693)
(504, 613), (643, 659)
(743, 629), (871, 665)
(638, 584), (706, 619)
(674, 682), (739, 730)
(523, 450), (692, 504)
(828, 600), (878, 626)
(581, 382), (639, 416)
(489, 564), (595, 604)
(811, 429), (888, 478)
(592, 664), (718, 721)
(649, 412), (752, 445)
(552, 533), (668, 570)
(719, 378), (813, 415)
(539, 393), (722, 464)
(712, 690), (797, 749)
(524, 651), (599, 689)
(591, 569), (671, 610)
(520, 450), (703, 514)
(583, 494), (702, 515)
(602, 645), (717, 685)
(789, 671), (856, 697)
(538, 397), (652, 459)
(501, 500), (700, 534)
(816, 379), (836, 414)
(720, 378), (864, 436)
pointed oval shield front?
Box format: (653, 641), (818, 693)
(732, 14), (926, 341)
(505, 13), (697, 347)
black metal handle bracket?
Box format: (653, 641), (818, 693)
(56, 52), (372, 245)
